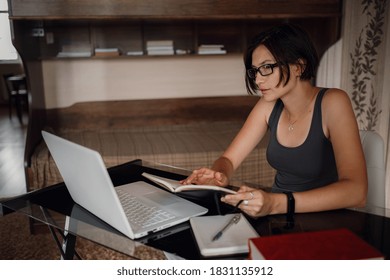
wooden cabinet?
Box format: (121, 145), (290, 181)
(12, 17), (341, 60)
(9, 0), (342, 60)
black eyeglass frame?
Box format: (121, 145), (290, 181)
(247, 63), (279, 79)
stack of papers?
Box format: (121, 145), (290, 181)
(126, 51), (144, 56)
(57, 44), (92, 58)
(198, 44), (226, 55)
(94, 48), (120, 57)
(146, 40), (175, 55)
(57, 51), (92, 58)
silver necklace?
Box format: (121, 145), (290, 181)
(286, 93), (316, 132)
(287, 114), (298, 131)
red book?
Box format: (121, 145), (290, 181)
(248, 228), (384, 260)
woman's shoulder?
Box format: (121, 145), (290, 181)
(322, 87), (350, 101)
(245, 96), (277, 126)
(254, 96), (277, 116)
(321, 88), (356, 128)
(322, 88), (353, 111)
(255, 96), (278, 111)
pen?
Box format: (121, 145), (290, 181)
(212, 213), (241, 241)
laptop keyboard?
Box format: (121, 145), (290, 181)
(116, 189), (176, 228)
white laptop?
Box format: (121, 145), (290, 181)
(42, 131), (208, 239)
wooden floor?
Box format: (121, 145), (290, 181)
(0, 104), (27, 199)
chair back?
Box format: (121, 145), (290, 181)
(359, 130), (386, 208)
(2, 73), (15, 96)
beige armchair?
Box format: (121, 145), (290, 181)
(359, 130), (386, 208)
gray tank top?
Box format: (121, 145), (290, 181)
(267, 88), (338, 193)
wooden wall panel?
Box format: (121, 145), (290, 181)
(9, 0), (341, 19)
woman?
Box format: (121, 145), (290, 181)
(181, 24), (367, 218)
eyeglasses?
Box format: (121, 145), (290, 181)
(247, 63), (278, 79)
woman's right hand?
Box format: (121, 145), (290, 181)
(180, 167), (229, 187)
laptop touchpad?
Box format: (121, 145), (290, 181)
(144, 192), (181, 206)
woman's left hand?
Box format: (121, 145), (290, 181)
(221, 185), (274, 217)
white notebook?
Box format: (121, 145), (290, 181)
(190, 214), (259, 257)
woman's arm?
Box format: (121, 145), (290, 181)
(220, 98), (273, 172)
(181, 98), (273, 186)
(293, 88), (367, 212)
(223, 89), (368, 216)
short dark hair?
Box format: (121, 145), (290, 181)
(244, 24), (319, 95)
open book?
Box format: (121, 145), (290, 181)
(142, 172), (237, 194)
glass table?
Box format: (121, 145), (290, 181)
(1, 160), (389, 260)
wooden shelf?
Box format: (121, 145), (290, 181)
(14, 17), (341, 60)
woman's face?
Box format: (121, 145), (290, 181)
(251, 44), (297, 101)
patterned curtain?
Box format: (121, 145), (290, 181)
(317, 0), (390, 208)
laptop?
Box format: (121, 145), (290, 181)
(42, 131), (208, 239)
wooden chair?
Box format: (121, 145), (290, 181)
(2, 73), (28, 125)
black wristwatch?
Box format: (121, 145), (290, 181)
(284, 192), (295, 223)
